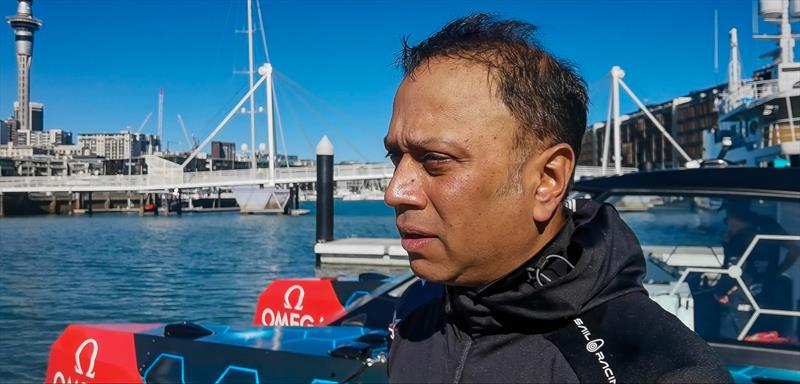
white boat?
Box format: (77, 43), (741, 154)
(231, 185), (291, 214)
(709, 0), (800, 167)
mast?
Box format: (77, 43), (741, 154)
(265, 64), (275, 185)
(728, 28), (742, 93)
(611, 66), (623, 175)
(247, 0), (257, 171)
(157, 88), (164, 153)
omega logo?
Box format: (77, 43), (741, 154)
(53, 338), (98, 384)
(261, 285), (315, 326)
(283, 285), (304, 310)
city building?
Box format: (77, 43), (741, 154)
(14, 155), (66, 177)
(13, 101), (43, 131)
(211, 141), (236, 161)
(49, 129), (72, 145)
(14, 129), (29, 147)
(1, 118), (19, 145)
(53, 144), (90, 157)
(0, 145), (50, 158)
(66, 157), (104, 176)
(579, 84), (724, 170)
(0, 157), (15, 176)
(0, 120), (8, 145)
(77, 132), (157, 161)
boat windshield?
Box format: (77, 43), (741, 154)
(599, 193), (800, 348)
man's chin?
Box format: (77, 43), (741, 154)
(409, 257), (455, 284)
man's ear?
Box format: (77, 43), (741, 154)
(531, 143), (575, 223)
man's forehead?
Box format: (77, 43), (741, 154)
(386, 58), (517, 151)
(401, 58), (499, 96)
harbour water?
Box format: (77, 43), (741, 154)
(0, 200), (737, 381)
(0, 201), (399, 382)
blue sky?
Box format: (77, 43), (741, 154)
(0, 0), (778, 162)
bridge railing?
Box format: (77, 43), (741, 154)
(0, 164), (627, 193)
(0, 163), (397, 192)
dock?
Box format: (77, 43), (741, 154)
(314, 238), (408, 266)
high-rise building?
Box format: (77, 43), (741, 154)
(78, 132), (142, 160)
(0, 120), (7, 145)
(1, 118), (19, 145)
(211, 141), (236, 161)
(30, 102), (43, 131)
(6, 0), (42, 133)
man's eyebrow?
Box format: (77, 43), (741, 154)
(406, 137), (464, 150)
(383, 136), (465, 151)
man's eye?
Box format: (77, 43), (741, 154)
(421, 153), (451, 165)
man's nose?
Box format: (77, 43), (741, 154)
(384, 157), (426, 210)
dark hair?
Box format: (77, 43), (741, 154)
(398, 13), (588, 160)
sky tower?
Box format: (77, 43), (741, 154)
(6, 0), (42, 133)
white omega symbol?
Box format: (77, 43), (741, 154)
(74, 338), (98, 379)
(283, 285), (305, 311)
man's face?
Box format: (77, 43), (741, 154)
(384, 59), (541, 286)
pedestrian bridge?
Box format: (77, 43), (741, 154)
(0, 163), (396, 193)
(0, 164), (634, 193)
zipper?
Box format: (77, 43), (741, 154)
(452, 337), (473, 383)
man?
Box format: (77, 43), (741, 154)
(383, 14), (731, 383)
(714, 201), (797, 339)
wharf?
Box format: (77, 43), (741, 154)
(315, 238), (408, 266)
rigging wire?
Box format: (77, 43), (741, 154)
(276, 72), (369, 161)
(277, 79), (316, 155)
(273, 71), (385, 136)
(211, 0), (236, 73)
(254, 0), (272, 64)
(271, 83), (291, 167)
(197, 80), (250, 141)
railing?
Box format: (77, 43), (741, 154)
(0, 164), (396, 193)
(767, 118), (800, 146)
(719, 79), (780, 115)
(0, 164), (629, 193)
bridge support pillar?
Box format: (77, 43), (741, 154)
(153, 194), (159, 216)
(48, 194), (57, 214)
(87, 192), (93, 215)
(176, 190), (182, 216)
(139, 194), (144, 216)
(0, 193), (4, 218)
(68, 193), (74, 215)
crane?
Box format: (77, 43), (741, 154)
(135, 112), (153, 135)
(176, 114), (198, 151)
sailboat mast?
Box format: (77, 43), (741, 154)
(247, 0), (256, 170)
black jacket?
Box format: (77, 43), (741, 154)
(388, 200), (732, 383)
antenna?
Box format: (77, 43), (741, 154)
(157, 88), (164, 152)
(714, 9), (719, 77)
(753, 0), (759, 34)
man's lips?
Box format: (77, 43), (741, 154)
(398, 226), (437, 252)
